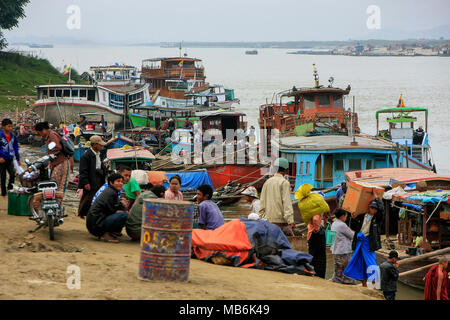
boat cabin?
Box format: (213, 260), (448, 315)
(376, 107), (434, 171)
(141, 57), (208, 97)
(89, 65), (137, 86)
(278, 134), (402, 195)
(259, 65), (357, 136)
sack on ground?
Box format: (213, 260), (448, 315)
(132, 169), (150, 185)
(295, 184), (329, 224)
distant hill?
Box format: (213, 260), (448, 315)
(0, 50), (86, 111)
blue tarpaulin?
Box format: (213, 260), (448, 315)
(164, 169), (214, 192)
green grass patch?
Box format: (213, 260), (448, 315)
(0, 51), (87, 109)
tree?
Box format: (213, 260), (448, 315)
(0, 0), (30, 49)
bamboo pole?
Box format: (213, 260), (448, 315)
(399, 262), (438, 277)
(397, 247), (450, 266)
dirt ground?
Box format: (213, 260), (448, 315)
(0, 197), (382, 300)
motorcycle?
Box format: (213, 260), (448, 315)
(18, 142), (66, 240)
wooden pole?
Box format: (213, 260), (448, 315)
(422, 205), (427, 250)
(385, 199), (390, 238)
(405, 141), (409, 168)
(397, 247), (450, 266)
(399, 262), (439, 277)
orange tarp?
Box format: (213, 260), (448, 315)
(191, 219), (256, 268)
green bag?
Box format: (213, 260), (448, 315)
(325, 222), (336, 246)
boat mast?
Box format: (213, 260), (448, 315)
(313, 63), (319, 88)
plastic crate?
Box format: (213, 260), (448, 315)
(8, 192), (31, 216)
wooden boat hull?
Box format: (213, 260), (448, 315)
(206, 164), (265, 189)
(375, 250), (448, 290)
(33, 100), (124, 126)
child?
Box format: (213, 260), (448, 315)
(196, 184), (224, 230)
(0, 119), (20, 196)
(165, 175), (183, 200)
(380, 250), (399, 300)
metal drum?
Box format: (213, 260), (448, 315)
(139, 199), (194, 282)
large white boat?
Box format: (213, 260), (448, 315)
(32, 65), (151, 126)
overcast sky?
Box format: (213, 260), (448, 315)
(5, 0), (450, 42)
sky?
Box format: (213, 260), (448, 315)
(5, 0), (450, 43)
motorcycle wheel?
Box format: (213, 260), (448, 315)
(48, 215), (55, 241)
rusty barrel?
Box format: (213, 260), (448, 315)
(139, 199), (194, 282)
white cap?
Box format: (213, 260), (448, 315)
(248, 213), (260, 220)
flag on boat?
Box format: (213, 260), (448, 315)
(397, 94), (405, 108)
(63, 64), (72, 75)
(177, 60), (183, 69)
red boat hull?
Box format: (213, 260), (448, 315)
(207, 165), (265, 189)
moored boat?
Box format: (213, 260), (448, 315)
(140, 56), (239, 109)
(32, 65), (151, 127)
(375, 101), (436, 172)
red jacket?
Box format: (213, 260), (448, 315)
(424, 265), (448, 300)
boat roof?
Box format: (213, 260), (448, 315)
(36, 84), (94, 89)
(107, 147), (155, 160)
(142, 57), (202, 63)
(90, 65), (135, 71)
(345, 168), (449, 186)
(375, 107), (428, 119)
(281, 86), (350, 97)
(196, 110), (245, 117)
(279, 134), (396, 151)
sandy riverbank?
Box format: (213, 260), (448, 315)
(0, 197), (383, 300)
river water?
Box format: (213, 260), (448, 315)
(12, 44), (450, 175)
(14, 45), (447, 299)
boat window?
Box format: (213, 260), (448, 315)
(63, 89), (70, 97)
(55, 89), (62, 97)
(87, 90), (96, 101)
(318, 95), (330, 107)
(348, 159), (362, 171)
(304, 95), (315, 110)
(80, 90), (87, 98)
(306, 162), (311, 175)
(72, 89), (79, 97)
(334, 159), (344, 171)
(49, 89), (55, 97)
(299, 161), (303, 174)
(366, 159), (374, 170)
(333, 95), (343, 108)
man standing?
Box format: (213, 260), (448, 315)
(35, 122), (71, 194)
(380, 251), (400, 300)
(424, 256), (448, 300)
(0, 119), (20, 196)
(78, 115), (88, 131)
(153, 108), (162, 130)
(77, 135), (107, 218)
(259, 157), (295, 234)
(183, 117), (193, 129)
(344, 199), (383, 287)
